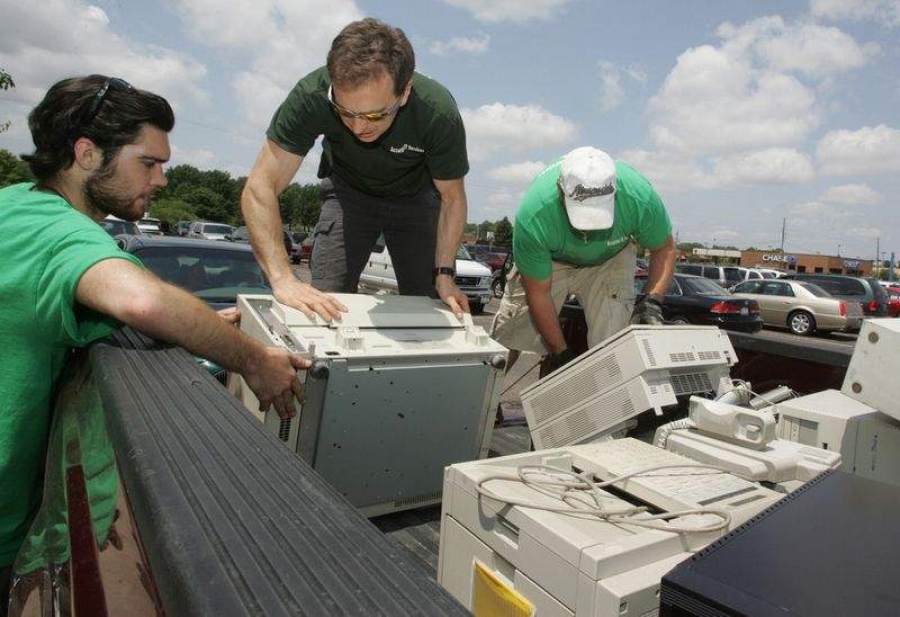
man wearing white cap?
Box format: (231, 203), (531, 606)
(491, 146), (676, 371)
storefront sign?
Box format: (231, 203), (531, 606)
(844, 260), (860, 269)
(762, 253), (796, 263)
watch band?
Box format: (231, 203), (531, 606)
(433, 266), (456, 279)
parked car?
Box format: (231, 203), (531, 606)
(229, 225), (298, 261)
(886, 289), (900, 318)
(492, 252), (514, 298)
(175, 220), (193, 236)
(189, 221), (235, 241)
(675, 263), (743, 287)
(780, 273), (888, 317)
(360, 238), (493, 313)
(634, 274), (763, 333)
(136, 216), (163, 235)
(731, 279), (864, 336)
(756, 268), (787, 279)
(118, 235), (272, 382)
(100, 215), (141, 236)
(298, 234), (315, 262)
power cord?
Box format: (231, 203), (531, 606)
(475, 463), (738, 534)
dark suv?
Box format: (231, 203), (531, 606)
(781, 273), (888, 317)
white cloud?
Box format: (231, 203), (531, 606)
(442, 0), (572, 23)
(597, 61), (647, 111)
(0, 0), (208, 109)
(428, 33), (490, 56)
(488, 160), (547, 184)
(818, 183), (883, 204)
(817, 124), (900, 174)
(847, 226), (883, 238)
(752, 23), (879, 78)
(618, 149), (713, 194)
(649, 44), (819, 155)
(173, 0), (363, 131)
(170, 145), (217, 169)
(711, 148), (815, 186)
(461, 103), (577, 161)
(810, 0), (900, 27)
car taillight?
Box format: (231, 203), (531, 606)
(839, 301), (847, 316)
(867, 300), (878, 313)
(710, 301), (742, 314)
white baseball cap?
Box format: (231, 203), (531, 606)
(558, 147), (617, 230)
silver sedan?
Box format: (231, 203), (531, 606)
(731, 279), (863, 335)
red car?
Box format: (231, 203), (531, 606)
(887, 290), (900, 318)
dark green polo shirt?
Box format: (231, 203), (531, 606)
(267, 67), (469, 198)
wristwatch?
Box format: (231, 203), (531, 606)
(433, 266), (456, 280)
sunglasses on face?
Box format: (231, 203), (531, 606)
(78, 77), (134, 128)
(327, 85), (401, 122)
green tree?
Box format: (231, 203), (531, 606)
(493, 216), (513, 247)
(150, 198), (196, 227)
(176, 185), (228, 222)
(0, 149), (33, 187)
(1, 69), (14, 133)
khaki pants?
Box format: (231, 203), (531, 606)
(490, 244), (637, 354)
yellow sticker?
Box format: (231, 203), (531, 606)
(471, 560), (535, 617)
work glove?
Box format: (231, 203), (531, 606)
(630, 295), (666, 325)
(545, 347), (577, 373)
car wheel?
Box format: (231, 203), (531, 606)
(670, 315), (691, 325)
(470, 303), (485, 315)
(788, 310), (815, 336)
(491, 277), (505, 298)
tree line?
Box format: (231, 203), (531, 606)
(0, 149), (322, 231)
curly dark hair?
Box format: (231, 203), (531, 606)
(327, 18), (415, 95)
(23, 75), (174, 180)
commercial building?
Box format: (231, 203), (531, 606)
(740, 250), (873, 277)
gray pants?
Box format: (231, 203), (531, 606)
(311, 177), (440, 296)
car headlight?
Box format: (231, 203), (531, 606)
(479, 277), (491, 287)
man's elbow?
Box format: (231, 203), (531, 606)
(115, 281), (172, 330)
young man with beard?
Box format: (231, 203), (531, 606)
(242, 18), (470, 320)
(0, 75), (309, 594)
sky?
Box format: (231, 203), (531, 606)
(1, 0), (899, 261)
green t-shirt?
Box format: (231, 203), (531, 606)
(513, 160), (673, 280)
(0, 183), (142, 567)
(267, 67), (469, 198)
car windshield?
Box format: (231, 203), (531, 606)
(203, 224), (233, 234)
(100, 220), (140, 236)
(134, 246), (270, 303)
(681, 277), (729, 296)
(799, 282), (831, 298)
(456, 245), (474, 260)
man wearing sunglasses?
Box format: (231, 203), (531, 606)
(490, 147), (676, 372)
(0, 75), (309, 590)
(242, 18), (470, 320)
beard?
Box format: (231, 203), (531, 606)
(84, 160), (146, 222)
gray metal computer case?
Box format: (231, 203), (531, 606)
(231, 294), (508, 516)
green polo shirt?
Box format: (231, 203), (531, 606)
(267, 67), (469, 198)
(513, 160), (672, 280)
(0, 183), (142, 567)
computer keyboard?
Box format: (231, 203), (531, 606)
(570, 439), (779, 512)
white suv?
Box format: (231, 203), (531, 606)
(358, 240), (493, 313)
(188, 221), (234, 241)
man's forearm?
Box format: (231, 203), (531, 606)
(241, 180), (292, 284)
(125, 279), (267, 374)
(644, 236), (677, 297)
(434, 188), (467, 269)
(524, 288), (567, 354)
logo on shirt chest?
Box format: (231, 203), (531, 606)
(606, 236), (627, 247)
(389, 143), (425, 154)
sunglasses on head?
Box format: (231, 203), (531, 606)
(79, 77), (134, 128)
(327, 85), (401, 122)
